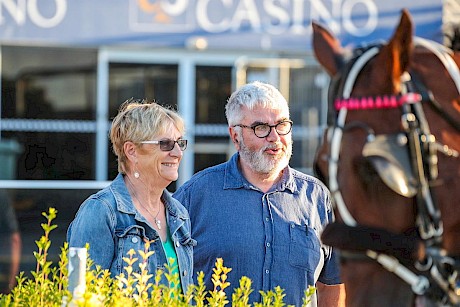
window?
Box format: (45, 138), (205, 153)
(1, 46), (98, 180)
(2, 46), (97, 120)
(195, 66), (232, 124)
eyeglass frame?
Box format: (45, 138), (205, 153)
(233, 120), (293, 138)
(140, 139), (188, 151)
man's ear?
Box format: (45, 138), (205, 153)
(229, 127), (240, 150)
(123, 141), (137, 162)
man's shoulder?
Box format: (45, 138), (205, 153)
(289, 167), (329, 191)
(177, 161), (228, 191)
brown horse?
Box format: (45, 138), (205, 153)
(312, 9), (460, 306)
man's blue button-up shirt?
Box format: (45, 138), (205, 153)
(173, 153), (341, 306)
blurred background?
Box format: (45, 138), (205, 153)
(0, 0), (456, 292)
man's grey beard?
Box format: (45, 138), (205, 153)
(238, 135), (292, 175)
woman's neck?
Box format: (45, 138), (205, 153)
(125, 174), (163, 209)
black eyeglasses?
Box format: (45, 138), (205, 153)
(234, 120), (293, 138)
(140, 139), (188, 151)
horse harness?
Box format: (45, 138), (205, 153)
(325, 38), (460, 305)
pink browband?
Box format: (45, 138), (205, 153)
(334, 93), (422, 110)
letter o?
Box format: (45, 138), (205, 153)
(28, 0), (67, 28)
(342, 0), (377, 37)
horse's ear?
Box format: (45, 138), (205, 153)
(372, 9), (413, 92)
(389, 9), (413, 76)
(312, 21), (344, 76)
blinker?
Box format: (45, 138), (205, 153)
(362, 133), (417, 197)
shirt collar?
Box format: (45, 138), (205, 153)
(223, 153), (298, 194)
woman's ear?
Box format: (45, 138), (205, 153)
(124, 141), (137, 162)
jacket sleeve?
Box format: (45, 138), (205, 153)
(67, 197), (116, 270)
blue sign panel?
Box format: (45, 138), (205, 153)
(0, 0), (443, 52)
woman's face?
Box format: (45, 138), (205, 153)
(136, 126), (184, 188)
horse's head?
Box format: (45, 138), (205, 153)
(313, 9), (460, 306)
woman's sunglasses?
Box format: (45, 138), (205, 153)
(140, 139), (188, 151)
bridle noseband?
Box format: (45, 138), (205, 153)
(325, 38), (460, 305)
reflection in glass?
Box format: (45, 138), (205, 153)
(3, 132), (95, 180)
(2, 46), (97, 120)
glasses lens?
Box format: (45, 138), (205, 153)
(177, 139), (187, 151)
(276, 121), (292, 135)
(254, 124), (270, 137)
(159, 139), (175, 151)
(157, 139), (188, 151)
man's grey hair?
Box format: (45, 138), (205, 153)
(225, 81), (289, 126)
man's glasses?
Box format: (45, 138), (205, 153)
(234, 120), (293, 138)
(140, 139), (188, 151)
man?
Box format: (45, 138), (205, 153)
(173, 81), (344, 306)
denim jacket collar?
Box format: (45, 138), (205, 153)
(110, 173), (189, 221)
(223, 153), (298, 194)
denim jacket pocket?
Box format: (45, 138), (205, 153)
(288, 223), (320, 272)
(115, 225), (153, 275)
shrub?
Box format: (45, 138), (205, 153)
(0, 208), (315, 306)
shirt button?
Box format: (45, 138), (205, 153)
(183, 270), (187, 276)
(291, 224), (295, 228)
(131, 237), (139, 244)
(266, 242), (271, 247)
(265, 269), (270, 274)
(175, 241), (180, 247)
(265, 217), (269, 222)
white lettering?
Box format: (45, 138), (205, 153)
(0, 0), (26, 25)
(291, 0), (306, 34)
(195, 0), (380, 38)
(264, 0), (290, 35)
(231, 0), (260, 32)
(342, 0), (377, 36)
(310, 0), (341, 34)
(0, 0), (65, 28)
(196, 0), (232, 33)
(28, 0), (66, 28)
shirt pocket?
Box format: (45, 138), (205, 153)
(288, 223), (321, 272)
(115, 225), (149, 274)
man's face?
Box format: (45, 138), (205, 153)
(233, 104), (292, 175)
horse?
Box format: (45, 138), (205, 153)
(312, 9), (460, 306)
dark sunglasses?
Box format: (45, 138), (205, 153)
(140, 139), (188, 151)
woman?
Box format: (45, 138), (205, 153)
(67, 98), (195, 294)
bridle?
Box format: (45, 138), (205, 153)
(325, 37), (460, 304)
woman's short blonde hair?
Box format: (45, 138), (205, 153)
(110, 98), (185, 174)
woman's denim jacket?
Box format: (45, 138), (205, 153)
(67, 173), (196, 293)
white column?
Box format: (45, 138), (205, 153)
(177, 58), (196, 186)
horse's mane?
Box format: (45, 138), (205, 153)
(444, 23), (460, 51)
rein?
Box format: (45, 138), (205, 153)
(326, 39), (460, 304)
